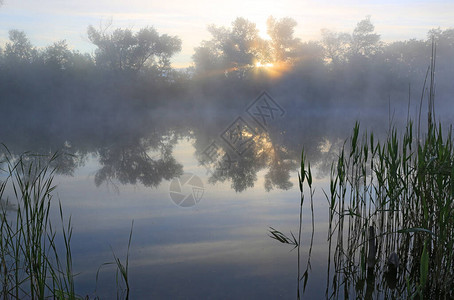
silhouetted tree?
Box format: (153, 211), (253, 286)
(193, 17), (268, 78)
(266, 16), (301, 63)
(321, 16), (381, 64)
(297, 41), (325, 64)
(321, 29), (351, 64)
(351, 16), (381, 57)
(5, 30), (36, 63)
(42, 40), (72, 70)
(192, 44), (220, 74)
(427, 27), (454, 44)
(383, 39), (428, 79)
(426, 27), (454, 86)
(87, 25), (181, 73)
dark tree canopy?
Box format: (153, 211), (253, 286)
(193, 16), (303, 77)
(87, 25), (181, 73)
(5, 30), (36, 63)
(42, 40), (72, 69)
(320, 16), (381, 64)
(1, 16), (454, 193)
(351, 16), (381, 57)
(193, 17), (267, 77)
(266, 16), (301, 63)
(321, 29), (351, 64)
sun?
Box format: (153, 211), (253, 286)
(255, 62), (274, 68)
(253, 61), (291, 79)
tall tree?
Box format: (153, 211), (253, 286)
(321, 29), (351, 64)
(87, 25), (181, 73)
(266, 16), (301, 63)
(193, 17), (267, 77)
(428, 27), (454, 48)
(5, 30), (36, 63)
(384, 39), (428, 75)
(42, 40), (72, 69)
(427, 28), (454, 75)
(321, 16), (381, 64)
(351, 16), (381, 57)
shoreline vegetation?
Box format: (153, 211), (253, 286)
(0, 15), (453, 300)
(325, 46), (454, 299)
(271, 48), (454, 298)
(1, 16), (452, 196)
(7, 93), (454, 298)
(0, 149), (77, 299)
(1, 18), (453, 130)
(0, 147), (132, 299)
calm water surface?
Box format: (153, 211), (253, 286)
(2, 92), (450, 299)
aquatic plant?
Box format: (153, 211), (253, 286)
(0, 147), (76, 299)
(269, 149), (314, 299)
(326, 46), (454, 299)
(271, 43), (454, 299)
(0, 146), (134, 299)
(96, 220), (134, 300)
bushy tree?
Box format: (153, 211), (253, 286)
(321, 29), (351, 64)
(351, 16), (381, 57)
(42, 40), (72, 69)
(266, 16), (301, 63)
(426, 28), (454, 87)
(321, 16), (381, 64)
(193, 16), (304, 77)
(193, 17), (268, 77)
(383, 39), (429, 79)
(4, 30), (37, 63)
(87, 25), (181, 73)
(297, 41), (325, 64)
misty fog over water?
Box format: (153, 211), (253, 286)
(1, 14), (454, 298)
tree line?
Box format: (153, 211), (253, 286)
(0, 16), (453, 192)
(0, 16), (453, 127)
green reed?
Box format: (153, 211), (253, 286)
(342, 50), (452, 299)
(327, 119), (454, 298)
(269, 149), (314, 300)
(0, 147), (76, 299)
(323, 43), (454, 299)
(96, 220), (134, 300)
(0, 147), (136, 299)
(271, 43), (453, 299)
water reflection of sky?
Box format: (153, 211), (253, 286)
(46, 136), (330, 298)
(2, 90), (453, 298)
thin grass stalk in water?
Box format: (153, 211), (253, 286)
(269, 148), (314, 299)
(96, 220), (134, 300)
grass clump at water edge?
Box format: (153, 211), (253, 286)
(0, 148), (76, 299)
(0, 146), (134, 299)
(326, 115), (454, 299)
(271, 47), (454, 299)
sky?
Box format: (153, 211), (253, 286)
(0, 0), (453, 67)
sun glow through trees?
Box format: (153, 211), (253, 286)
(255, 62), (274, 68)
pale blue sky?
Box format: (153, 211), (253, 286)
(0, 0), (452, 67)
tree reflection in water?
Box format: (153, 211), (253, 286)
(94, 134), (183, 188)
